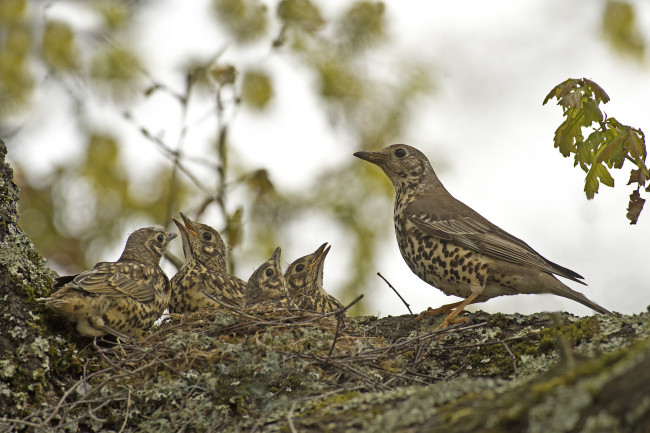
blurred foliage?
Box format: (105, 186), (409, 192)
(0, 0), (33, 117)
(601, 0), (645, 60)
(42, 21), (79, 72)
(3, 0), (431, 315)
(90, 46), (144, 100)
(544, 78), (649, 224)
(241, 69), (273, 109)
(212, 0), (269, 44)
(3, 0), (649, 315)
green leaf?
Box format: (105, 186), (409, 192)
(584, 163), (614, 199)
(581, 98), (603, 125)
(596, 163), (615, 187)
(602, 0), (645, 60)
(575, 140), (594, 172)
(93, 0), (131, 29)
(337, 1), (386, 52)
(554, 119), (582, 157)
(543, 78), (578, 107)
(90, 46), (143, 100)
(277, 0), (324, 32)
(42, 20), (79, 71)
(225, 207), (244, 249)
(0, 0), (26, 25)
(242, 70), (273, 110)
(596, 129), (625, 166)
(584, 166), (599, 199)
(626, 128), (647, 162)
(213, 0), (268, 44)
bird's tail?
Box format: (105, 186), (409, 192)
(545, 275), (611, 315)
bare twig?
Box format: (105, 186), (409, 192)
(287, 401), (298, 433)
(327, 315), (343, 358)
(501, 340), (518, 377)
(118, 388), (131, 433)
(377, 272), (413, 316)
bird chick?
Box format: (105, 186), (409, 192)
(245, 247), (296, 311)
(284, 242), (344, 314)
(169, 213), (244, 313)
(39, 226), (176, 338)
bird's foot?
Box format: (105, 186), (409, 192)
(436, 315), (470, 331)
(415, 301), (464, 322)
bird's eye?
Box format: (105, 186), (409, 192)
(202, 232), (212, 241)
(395, 148), (406, 158)
(156, 234), (164, 243)
(265, 269), (274, 277)
(296, 264), (305, 272)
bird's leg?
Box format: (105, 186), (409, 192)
(415, 297), (482, 322)
(436, 293), (479, 330)
(436, 282), (487, 332)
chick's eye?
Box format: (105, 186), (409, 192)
(156, 234), (164, 243)
(395, 148), (406, 158)
(295, 264), (305, 272)
(202, 232), (212, 241)
(265, 269), (274, 277)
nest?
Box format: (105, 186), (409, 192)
(7, 300), (616, 432)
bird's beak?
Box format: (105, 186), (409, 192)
(310, 242), (330, 270)
(353, 150), (386, 165)
(171, 217), (187, 237)
(168, 232), (178, 241)
(179, 212), (199, 237)
(271, 246), (281, 262)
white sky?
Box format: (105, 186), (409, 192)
(8, 0), (650, 317)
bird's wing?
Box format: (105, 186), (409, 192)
(69, 262), (157, 303)
(405, 194), (586, 284)
(199, 271), (245, 307)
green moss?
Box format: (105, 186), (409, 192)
(542, 316), (600, 349)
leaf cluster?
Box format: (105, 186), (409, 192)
(543, 78), (649, 224)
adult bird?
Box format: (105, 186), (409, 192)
(354, 144), (610, 328)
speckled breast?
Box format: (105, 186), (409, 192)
(394, 218), (490, 299)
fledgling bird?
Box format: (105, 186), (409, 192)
(39, 226), (176, 338)
(284, 242), (344, 314)
(169, 213), (245, 313)
(354, 144), (611, 328)
(244, 247), (297, 311)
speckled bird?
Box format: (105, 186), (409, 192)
(39, 226), (176, 338)
(244, 247), (296, 311)
(169, 213), (245, 313)
(284, 242), (344, 314)
(354, 144), (611, 328)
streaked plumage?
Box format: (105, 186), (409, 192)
(39, 226), (176, 338)
(284, 242), (344, 314)
(169, 213), (244, 313)
(245, 247), (296, 311)
(354, 144), (610, 327)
